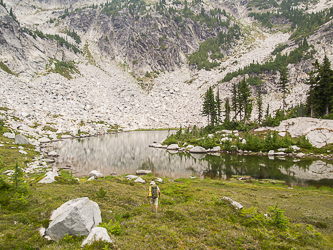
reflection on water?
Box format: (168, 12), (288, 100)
(51, 131), (333, 187)
(52, 131), (208, 178)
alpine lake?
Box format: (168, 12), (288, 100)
(50, 130), (333, 188)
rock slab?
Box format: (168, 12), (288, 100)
(45, 197), (102, 241)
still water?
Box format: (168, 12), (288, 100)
(51, 131), (333, 187)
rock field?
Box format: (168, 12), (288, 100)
(0, 0), (333, 141)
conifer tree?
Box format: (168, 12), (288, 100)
(238, 78), (252, 121)
(231, 83), (238, 120)
(215, 88), (222, 124)
(279, 66), (289, 114)
(202, 86), (216, 125)
(224, 97), (230, 123)
(257, 85), (263, 124)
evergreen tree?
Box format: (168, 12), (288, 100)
(224, 97), (230, 123)
(231, 83), (238, 120)
(215, 88), (222, 124)
(238, 78), (252, 121)
(202, 86), (216, 125)
(257, 85), (263, 124)
(305, 62), (319, 117)
(279, 66), (289, 114)
(319, 55), (333, 115)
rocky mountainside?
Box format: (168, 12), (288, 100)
(1, 0), (333, 138)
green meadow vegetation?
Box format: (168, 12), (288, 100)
(0, 174), (332, 249)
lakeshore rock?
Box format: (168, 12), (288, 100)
(136, 170), (152, 175)
(15, 134), (31, 144)
(89, 170), (104, 178)
(189, 146), (207, 153)
(167, 144), (180, 150)
(45, 197), (102, 241)
(81, 227), (112, 247)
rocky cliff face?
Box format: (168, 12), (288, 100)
(0, 0), (333, 135)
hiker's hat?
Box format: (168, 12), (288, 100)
(150, 181), (155, 185)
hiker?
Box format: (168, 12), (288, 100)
(147, 181), (161, 213)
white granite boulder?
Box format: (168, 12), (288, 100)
(48, 151), (59, 157)
(89, 170), (104, 178)
(167, 144), (179, 150)
(45, 197), (102, 241)
(81, 227), (112, 247)
(189, 146), (207, 153)
(134, 177), (145, 183)
(136, 170), (152, 175)
(126, 175), (138, 180)
(3, 133), (15, 139)
(39, 137), (51, 143)
(38, 171), (59, 184)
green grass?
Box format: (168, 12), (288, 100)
(46, 59), (80, 80)
(0, 61), (18, 76)
(0, 174), (332, 249)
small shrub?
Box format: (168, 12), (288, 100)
(8, 192), (29, 211)
(100, 219), (121, 235)
(268, 204), (289, 229)
(145, 71), (151, 77)
(96, 187), (107, 198)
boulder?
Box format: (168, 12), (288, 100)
(210, 146), (221, 152)
(134, 177), (145, 183)
(155, 177), (163, 183)
(39, 137), (50, 143)
(189, 146), (207, 153)
(89, 170), (103, 178)
(48, 151), (59, 157)
(221, 197), (243, 210)
(167, 144), (179, 150)
(19, 150), (27, 154)
(268, 150), (275, 156)
(81, 227), (112, 247)
(15, 134), (30, 144)
(306, 129), (333, 148)
(38, 171), (59, 184)
(45, 197), (102, 241)
(126, 175), (138, 180)
(87, 176), (95, 181)
(136, 170), (152, 175)
(3, 133), (15, 139)
(61, 135), (72, 139)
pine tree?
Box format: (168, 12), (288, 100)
(319, 55), (333, 115)
(231, 83), (238, 120)
(257, 85), (263, 124)
(215, 88), (222, 124)
(224, 97), (230, 123)
(305, 64), (318, 118)
(238, 78), (252, 121)
(279, 66), (289, 114)
(202, 86), (216, 125)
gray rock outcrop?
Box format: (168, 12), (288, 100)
(45, 197), (102, 241)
